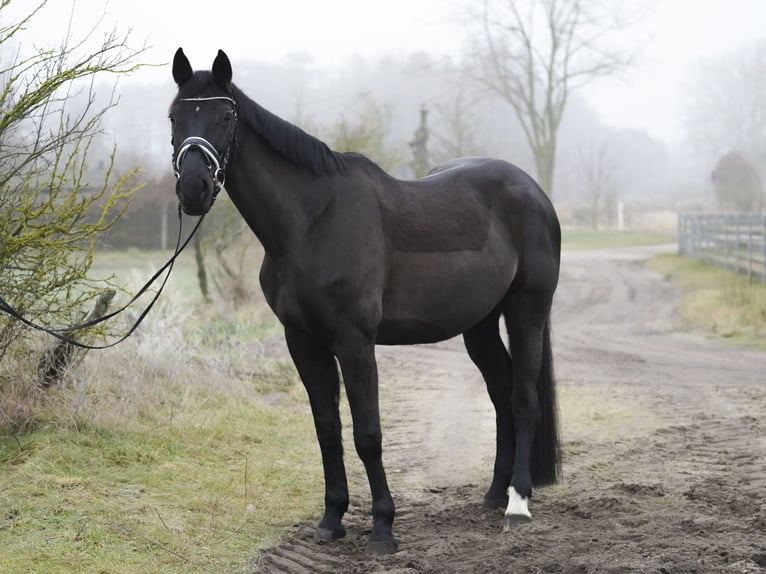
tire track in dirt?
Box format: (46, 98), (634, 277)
(256, 245), (766, 573)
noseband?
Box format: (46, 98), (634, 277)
(172, 96), (237, 200)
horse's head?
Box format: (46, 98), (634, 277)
(169, 48), (237, 216)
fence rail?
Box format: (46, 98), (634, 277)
(678, 213), (766, 283)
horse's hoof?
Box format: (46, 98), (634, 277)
(367, 536), (398, 555)
(503, 486), (531, 530)
(483, 496), (508, 510)
(314, 526), (346, 542)
(503, 513), (532, 531)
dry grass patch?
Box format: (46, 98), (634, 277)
(0, 283), (323, 573)
(647, 254), (766, 348)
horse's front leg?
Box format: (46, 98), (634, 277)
(335, 329), (397, 555)
(285, 327), (349, 542)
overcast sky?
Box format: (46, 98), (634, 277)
(8, 0), (766, 145)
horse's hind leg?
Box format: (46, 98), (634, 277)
(284, 327), (349, 542)
(463, 310), (515, 509)
(502, 291), (559, 526)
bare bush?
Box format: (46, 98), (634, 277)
(0, 1), (149, 433)
(0, 1), (144, 367)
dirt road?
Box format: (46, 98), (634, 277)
(256, 246), (766, 573)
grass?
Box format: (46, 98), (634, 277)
(562, 228), (675, 250)
(647, 254), (766, 348)
(0, 395), (321, 573)
(89, 248), (204, 304)
(6, 231), (743, 572)
(0, 248), (325, 573)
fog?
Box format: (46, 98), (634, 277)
(7, 0), (766, 229)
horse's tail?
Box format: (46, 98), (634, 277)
(531, 317), (561, 486)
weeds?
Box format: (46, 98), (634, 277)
(0, 265), (322, 573)
(648, 254), (766, 347)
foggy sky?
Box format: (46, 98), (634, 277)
(8, 0), (766, 145)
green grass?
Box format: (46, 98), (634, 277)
(89, 248), (204, 304)
(0, 390), (321, 573)
(647, 254), (766, 348)
(562, 228), (675, 250)
(0, 247), (326, 573)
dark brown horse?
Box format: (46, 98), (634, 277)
(169, 49), (561, 555)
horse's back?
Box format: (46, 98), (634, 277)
(426, 157), (551, 209)
(418, 156), (559, 265)
(375, 157), (558, 344)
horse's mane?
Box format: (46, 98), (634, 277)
(231, 83), (346, 176)
(177, 72), (346, 176)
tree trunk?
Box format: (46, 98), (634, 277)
(534, 145), (556, 198)
(194, 232), (210, 302)
(37, 289), (116, 387)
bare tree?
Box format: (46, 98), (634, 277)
(578, 137), (617, 229)
(431, 86), (487, 165)
(317, 92), (404, 172)
(465, 0), (634, 197)
(682, 41), (766, 176)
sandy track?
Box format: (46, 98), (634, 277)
(256, 245), (766, 573)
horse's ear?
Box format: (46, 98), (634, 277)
(173, 47), (193, 86)
(212, 50), (233, 90)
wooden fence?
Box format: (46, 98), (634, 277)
(678, 213), (766, 283)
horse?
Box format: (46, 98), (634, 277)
(169, 48), (561, 555)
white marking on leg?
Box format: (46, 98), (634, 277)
(505, 486), (531, 519)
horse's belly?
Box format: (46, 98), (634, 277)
(376, 317), (453, 345)
(378, 250), (513, 345)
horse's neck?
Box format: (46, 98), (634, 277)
(225, 131), (327, 257)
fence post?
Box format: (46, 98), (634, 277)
(729, 214), (734, 271)
(678, 214), (686, 254)
(716, 213), (722, 267)
(735, 213), (740, 275)
(762, 214), (766, 284)
(720, 214), (726, 270)
(691, 214), (697, 255)
(747, 213), (753, 280)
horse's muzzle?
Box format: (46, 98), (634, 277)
(175, 148), (217, 215)
(176, 170), (214, 216)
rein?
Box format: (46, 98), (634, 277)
(0, 210), (205, 351)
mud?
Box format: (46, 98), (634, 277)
(256, 245), (766, 573)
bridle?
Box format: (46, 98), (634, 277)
(172, 95), (238, 202)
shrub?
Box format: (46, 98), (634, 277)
(0, 1), (145, 384)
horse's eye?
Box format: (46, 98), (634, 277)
(168, 114), (175, 124)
